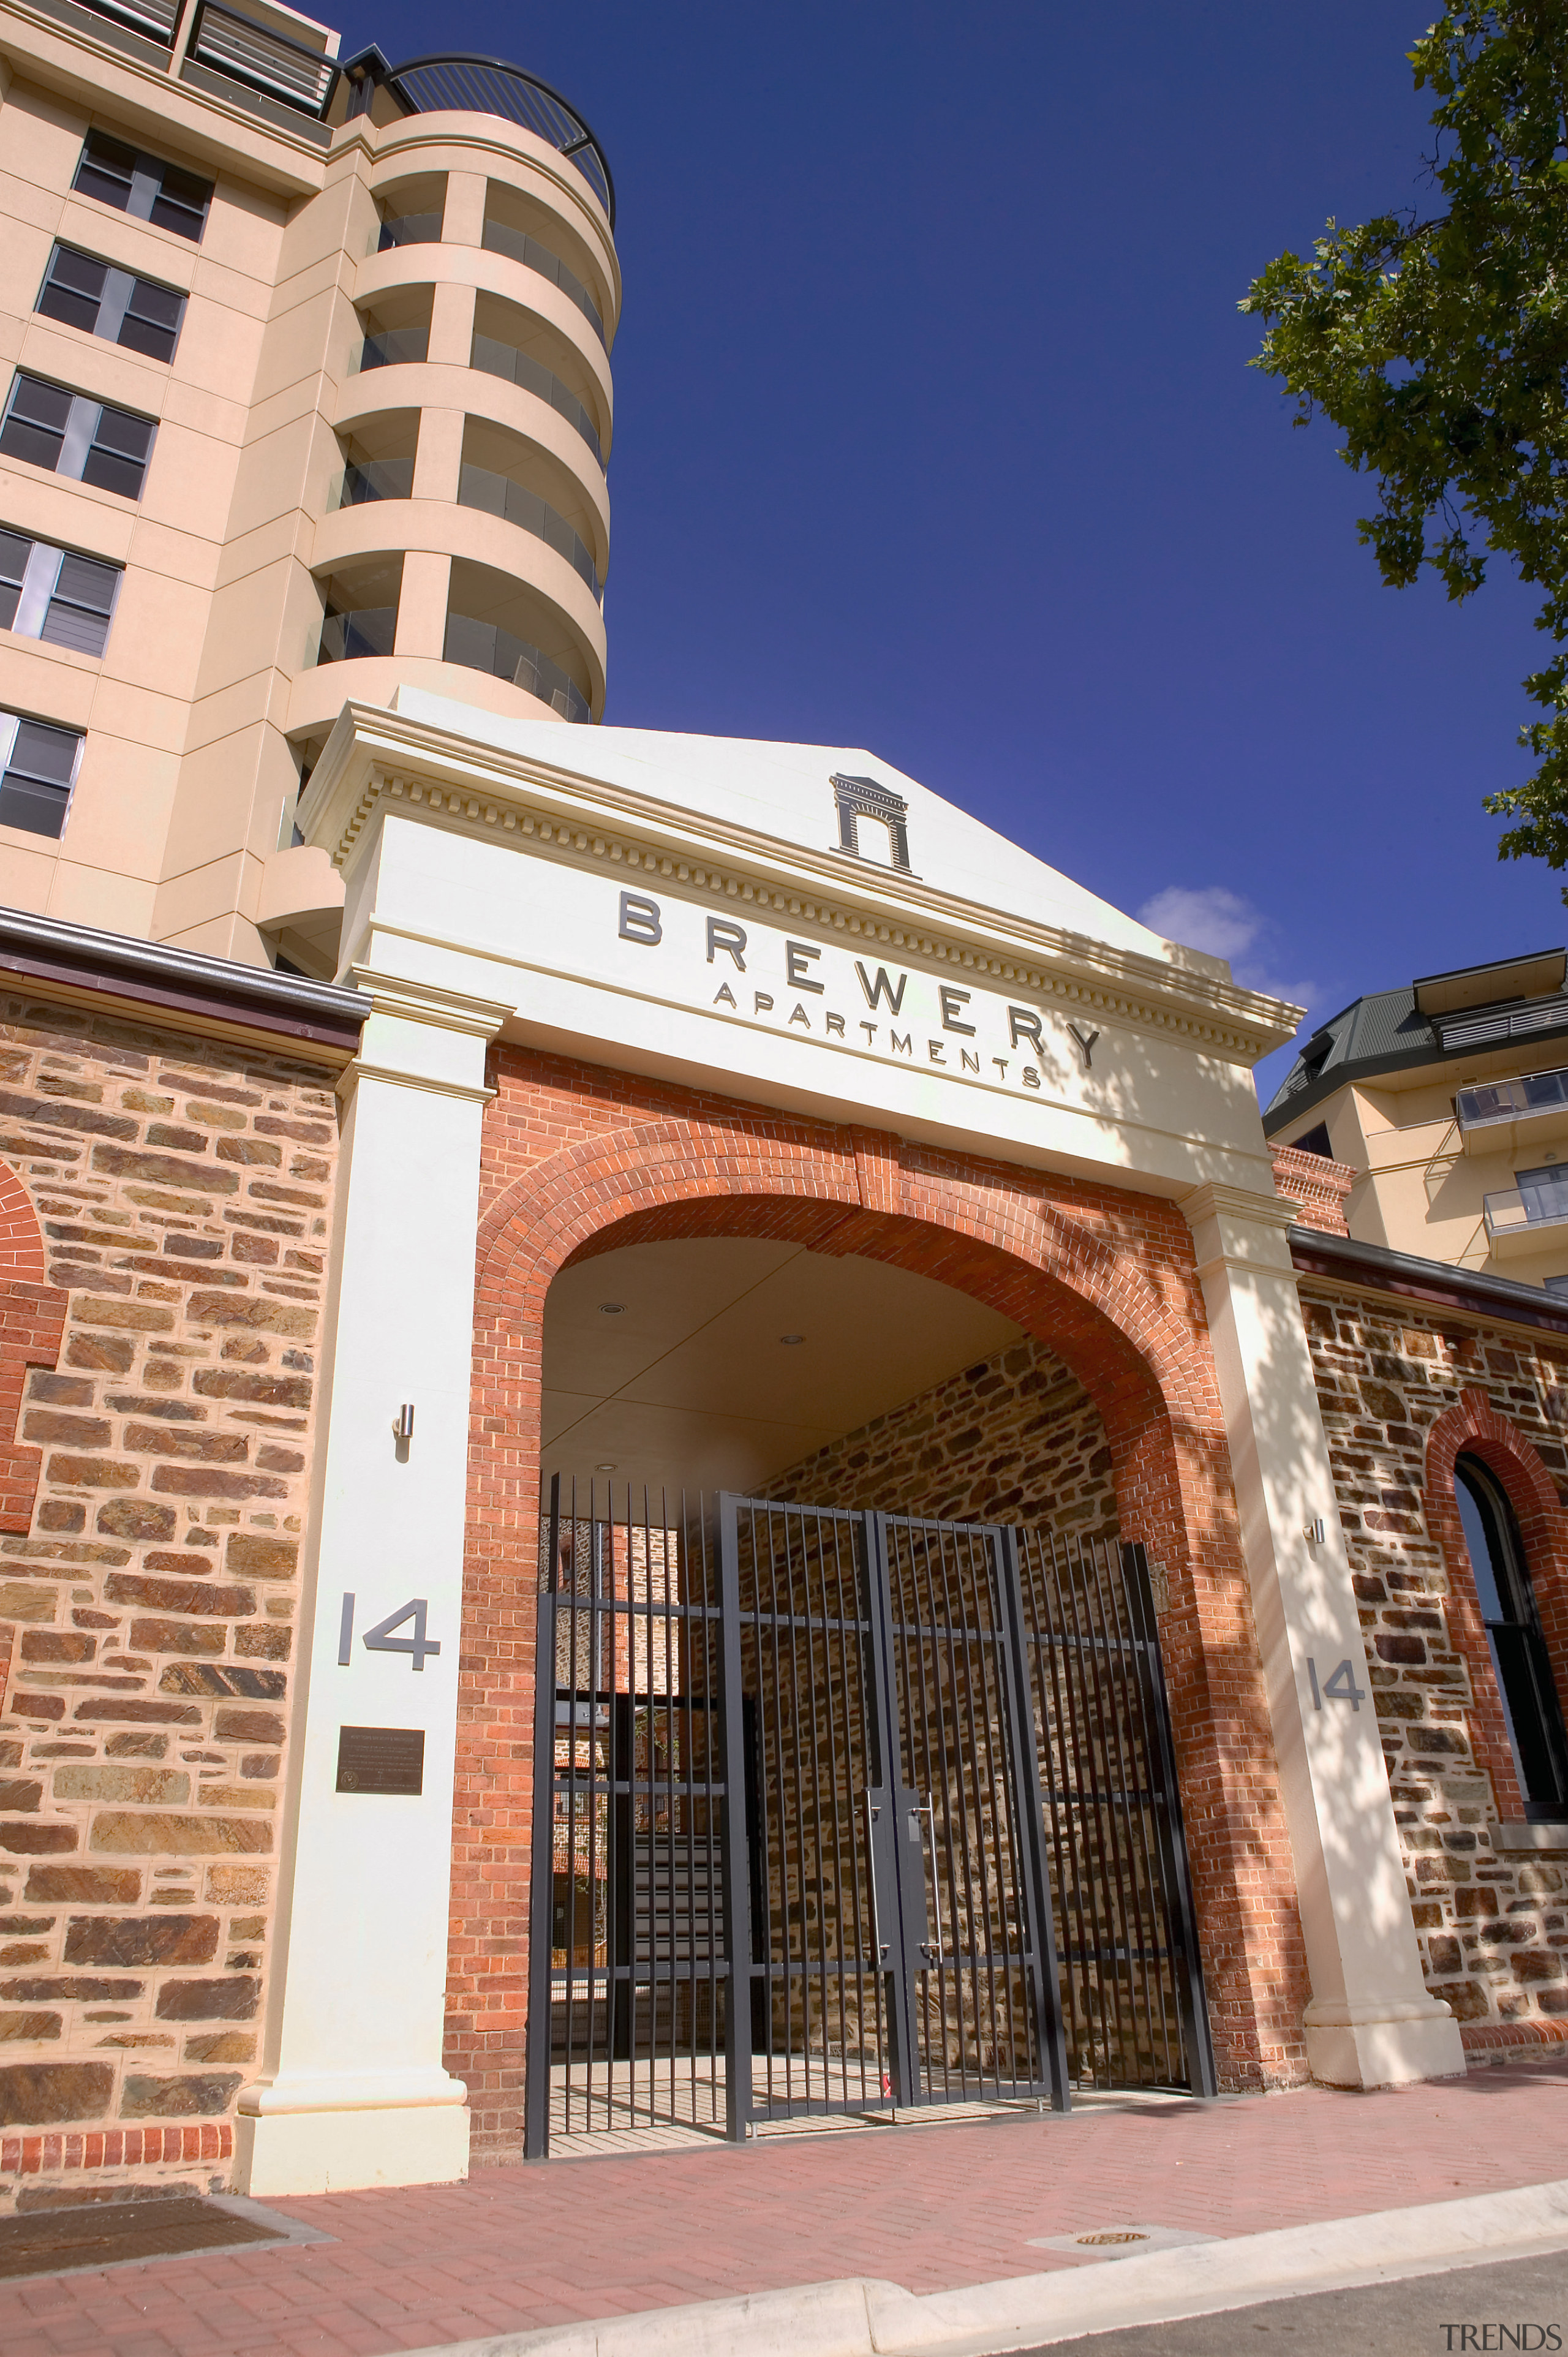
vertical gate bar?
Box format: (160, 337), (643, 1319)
(862, 1510), (916, 2107)
(1123, 1542), (1218, 2097)
(717, 1493), (755, 2140)
(978, 1529), (1020, 2096)
(831, 1513), (872, 2107)
(899, 1520), (937, 2103)
(523, 1476), (560, 2159)
(952, 1525), (1004, 2101)
(584, 1489), (596, 2140)
(772, 1504), (800, 2110)
(997, 1528), (1071, 2113)
(569, 1481), (584, 2132)
(930, 1522), (971, 2105)
(799, 1510), (831, 2110)
(1087, 1533), (1148, 2083)
(1028, 1532), (1090, 2086)
(968, 1528), (1014, 2097)
(761, 1499), (786, 2113)
(698, 1499), (719, 2127)
(822, 1512), (853, 2104)
(1101, 1538), (1178, 2083)
(1055, 1531), (1115, 2084)
(919, 1520), (966, 2102)
(1098, 1534), (1175, 2087)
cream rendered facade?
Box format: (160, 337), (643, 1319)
(1265, 949), (1568, 1288)
(0, 0), (617, 971)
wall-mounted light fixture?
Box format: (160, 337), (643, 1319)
(394, 1403), (415, 1444)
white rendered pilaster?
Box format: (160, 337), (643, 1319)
(1182, 1183), (1464, 2090)
(234, 973), (508, 2195)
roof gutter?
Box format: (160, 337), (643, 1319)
(0, 905), (366, 1063)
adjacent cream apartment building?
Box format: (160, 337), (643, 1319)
(1264, 947), (1568, 1291)
(0, 0), (617, 974)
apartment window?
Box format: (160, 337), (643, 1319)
(0, 710), (83, 838)
(73, 130), (213, 243)
(1515, 1163), (1568, 1224)
(37, 244), (186, 364)
(0, 531), (121, 655)
(1456, 1455), (1568, 1818)
(0, 374), (157, 500)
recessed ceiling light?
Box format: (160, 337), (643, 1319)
(595, 1461), (617, 1472)
(780, 1333), (805, 1345)
(598, 1302), (625, 1314)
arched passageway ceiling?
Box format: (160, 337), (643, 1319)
(541, 1237), (1022, 1496)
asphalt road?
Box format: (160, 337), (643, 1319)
(1024, 2249), (1568, 2355)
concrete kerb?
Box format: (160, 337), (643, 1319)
(400, 2177), (1568, 2357)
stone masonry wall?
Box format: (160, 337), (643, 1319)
(775, 1334), (1118, 1541)
(1302, 1273), (1568, 2050)
(0, 985), (339, 2208)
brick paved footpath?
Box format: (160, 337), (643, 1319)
(8, 2069), (1568, 2357)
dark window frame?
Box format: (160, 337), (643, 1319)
(1455, 1454), (1568, 1820)
(0, 707), (85, 839)
(73, 129), (213, 244)
(0, 371), (157, 502)
(0, 527), (121, 656)
(36, 242), (186, 366)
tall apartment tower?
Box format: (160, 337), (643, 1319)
(0, 0), (617, 973)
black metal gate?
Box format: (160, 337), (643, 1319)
(524, 1481), (1213, 2155)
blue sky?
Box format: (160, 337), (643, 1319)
(346, 1), (1559, 1101)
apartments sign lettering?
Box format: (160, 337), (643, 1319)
(615, 889), (1101, 1093)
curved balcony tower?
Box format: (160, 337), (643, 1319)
(0, 12), (619, 970)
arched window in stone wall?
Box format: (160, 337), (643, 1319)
(1456, 1453), (1568, 1822)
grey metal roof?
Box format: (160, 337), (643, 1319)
(1262, 979), (1568, 1131)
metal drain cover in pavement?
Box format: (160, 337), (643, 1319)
(0, 2194), (287, 2282)
(1028, 2223), (1220, 2261)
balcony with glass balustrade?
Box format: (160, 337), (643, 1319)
(1457, 1065), (1568, 1158)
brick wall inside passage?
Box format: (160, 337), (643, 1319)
(1302, 1276), (1568, 2047)
(775, 1335), (1118, 1541)
(0, 988), (339, 2208)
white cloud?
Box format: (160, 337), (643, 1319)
(1137, 882), (1317, 1017)
(1137, 884), (1264, 964)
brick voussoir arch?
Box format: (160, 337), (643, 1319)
(1425, 1387), (1568, 1822)
(474, 1115), (1216, 1453)
(0, 1155), (67, 1536)
(455, 1102), (1310, 2138)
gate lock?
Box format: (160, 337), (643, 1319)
(865, 1786), (942, 1967)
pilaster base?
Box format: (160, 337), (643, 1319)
(233, 2101), (470, 2196)
(1304, 1998), (1466, 2089)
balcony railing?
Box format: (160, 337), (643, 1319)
(457, 463), (603, 602)
(480, 219), (606, 345)
(471, 335), (604, 466)
(186, 0), (336, 113)
(442, 611), (589, 720)
(355, 328), (429, 372)
(377, 56), (615, 227)
(377, 213), (443, 252)
(330, 458), (415, 509)
(1458, 1065), (1568, 1131)
(317, 605), (397, 663)
(69, 0), (339, 114)
(1483, 1180), (1568, 1246)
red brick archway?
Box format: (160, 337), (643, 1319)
(1426, 1388), (1568, 1823)
(0, 1155), (66, 1539)
(452, 1047), (1312, 2156)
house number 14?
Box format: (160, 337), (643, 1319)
(337, 1592), (442, 1673)
(1306, 1656), (1366, 1713)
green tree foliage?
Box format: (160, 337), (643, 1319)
(1241, 4), (1568, 884)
